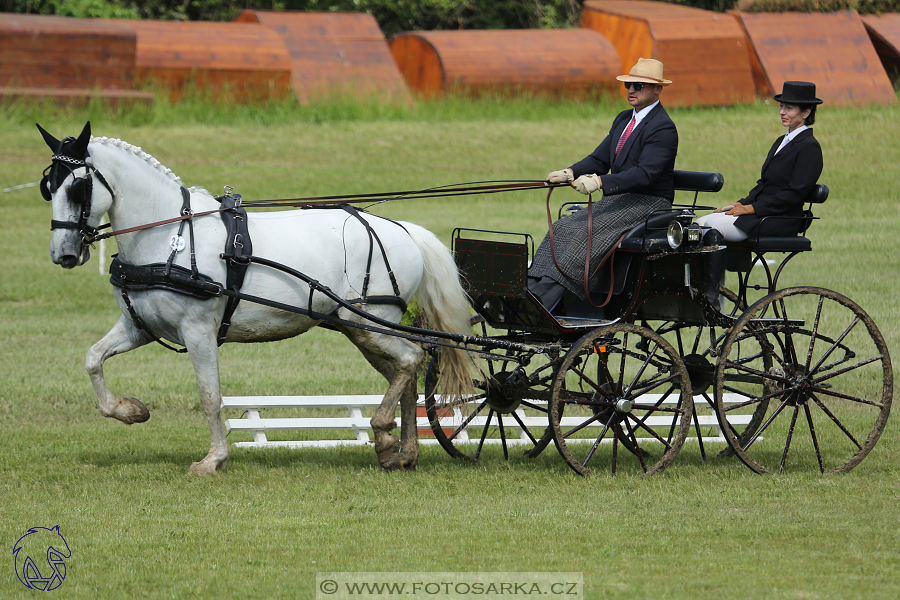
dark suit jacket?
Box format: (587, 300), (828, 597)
(735, 128), (823, 237)
(569, 103), (678, 201)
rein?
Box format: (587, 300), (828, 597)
(241, 181), (563, 208)
(86, 180), (566, 244)
(544, 186), (625, 308)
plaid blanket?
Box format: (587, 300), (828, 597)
(529, 193), (670, 300)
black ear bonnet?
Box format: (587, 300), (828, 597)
(37, 121), (91, 202)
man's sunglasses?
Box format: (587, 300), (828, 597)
(623, 82), (645, 91)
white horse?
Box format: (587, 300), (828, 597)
(39, 121), (474, 473)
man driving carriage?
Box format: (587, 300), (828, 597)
(528, 58), (678, 313)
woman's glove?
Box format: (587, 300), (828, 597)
(547, 169), (574, 184)
(573, 174), (602, 195)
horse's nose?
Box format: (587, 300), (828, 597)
(57, 254), (79, 269)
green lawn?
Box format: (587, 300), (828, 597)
(1, 96), (898, 599)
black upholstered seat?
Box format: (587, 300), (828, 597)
(726, 184), (828, 253)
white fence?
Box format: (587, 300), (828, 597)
(223, 394), (751, 449)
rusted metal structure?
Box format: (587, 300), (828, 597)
(236, 10), (411, 105)
(580, 0), (757, 106)
(0, 13), (151, 104)
(389, 29), (620, 98)
(734, 10), (896, 105)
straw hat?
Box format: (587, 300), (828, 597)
(616, 58), (672, 86)
(773, 81), (823, 105)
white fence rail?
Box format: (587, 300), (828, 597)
(223, 394), (750, 450)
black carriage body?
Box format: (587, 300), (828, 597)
(453, 219), (713, 338)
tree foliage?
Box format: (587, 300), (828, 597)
(4, 0), (894, 33)
(736, 0), (896, 13)
(3, 0), (584, 33)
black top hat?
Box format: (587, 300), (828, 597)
(773, 81), (823, 105)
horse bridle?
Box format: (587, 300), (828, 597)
(42, 143), (115, 247)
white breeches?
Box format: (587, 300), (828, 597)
(696, 213), (749, 242)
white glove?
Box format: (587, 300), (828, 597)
(573, 174), (602, 195)
(547, 169), (574, 184)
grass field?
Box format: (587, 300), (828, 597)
(1, 95), (899, 599)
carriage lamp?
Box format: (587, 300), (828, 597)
(686, 223), (702, 243)
(667, 220), (684, 249)
(667, 220), (702, 249)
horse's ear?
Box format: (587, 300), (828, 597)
(71, 121), (91, 158)
(36, 123), (60, 152)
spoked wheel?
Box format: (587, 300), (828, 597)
(714, 286), (893, 474)
(423, 350), (557, 463)
(548, 324), (694, 476)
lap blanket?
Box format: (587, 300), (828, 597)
(529, 192), (670, 300)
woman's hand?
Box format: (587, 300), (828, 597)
(714, 203), (756, 216)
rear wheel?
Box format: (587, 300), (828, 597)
(714, 287), (892, 474)
(548, 324), (693, 476)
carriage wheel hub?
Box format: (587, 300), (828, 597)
(615, 398), (633, 413)
(485, 370), (527, 413)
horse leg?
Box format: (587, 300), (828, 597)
(86, 315), (153, 424)
(340, 320), (423, 471)
(182, 328), (229, 475)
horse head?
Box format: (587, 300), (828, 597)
(37, 121), (114, 269)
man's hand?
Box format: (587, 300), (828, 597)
(547, 169), (574, 184)
(573, 174), (602, 195)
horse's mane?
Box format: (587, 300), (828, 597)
(89, 136), (210, 196)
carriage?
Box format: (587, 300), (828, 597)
(420, 170), (892, 476)
(39, 123), (892, 476)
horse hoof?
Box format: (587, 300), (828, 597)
(379, 446), (418, 472)
(189, 460), (223, 475)
(109, 397), (150, 424)
(375, 433), (401, 468)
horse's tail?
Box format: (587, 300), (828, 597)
(403, 223), (476, 400)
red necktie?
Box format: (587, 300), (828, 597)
(615, 115), (636, 160)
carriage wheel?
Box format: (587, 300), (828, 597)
(548, 324), (693, 476)
(714, 286), (892, 474)
(423, 351), (556, 463)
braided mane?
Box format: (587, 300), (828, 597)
(90, 136), (182, 184)
(90, 136), (210, 195)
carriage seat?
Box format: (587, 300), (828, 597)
(618, 170), (725, 253)
(725, 184), (828, 254)
(724, 184), (828, 272)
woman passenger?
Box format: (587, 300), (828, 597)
(698, 80), (823, 306)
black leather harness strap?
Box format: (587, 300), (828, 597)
(106, 195), (413, 352)
(216, 193), (252, 345)
(164, 187), (199, 279)
(110, 257), (223, 354)
(340, 204), (403, 302)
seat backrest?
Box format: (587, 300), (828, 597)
(673, 170), (724, 193)
(808, 183), (828, 204)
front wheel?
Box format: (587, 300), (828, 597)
(714, 286), (892, 474)
(548, 324), (694, 476)
(423, 351), (556, 463)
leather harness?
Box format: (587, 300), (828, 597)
(108, 189), (407, 351)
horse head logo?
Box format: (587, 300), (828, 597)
(12, 525), (71, 591)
